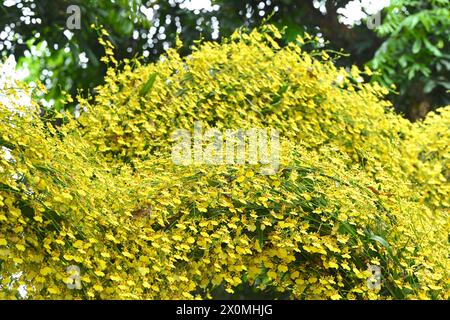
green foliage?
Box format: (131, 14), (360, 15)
(1, 0), (151, 109)
(2, 1), (448, 119)
(370, 0), (450, 119)
(1, 0), (380, 110)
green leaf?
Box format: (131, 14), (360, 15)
(369, 234), (394, 257)
(399, 56), (408, 67)
(339, 221), (357, 237)
(412, 39), (422, 54)
(408, 68), (416, 80)
(424, 39), (442, 57)
(139, 73), (157, 97)
(436, 81), (450, 90)
(419, 13), (431, 31)
(439, 59), (450, 70)
(423, 81), (436, 94)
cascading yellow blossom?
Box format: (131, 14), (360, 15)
(0, 25), (448, 299)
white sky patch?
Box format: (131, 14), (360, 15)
(1, 56), (28, 162)
(0, 55), (19, 85)
(182, 0), (390, 25)
(63, 29), (74, 41)
(338, 0), (390, 25)
(0, 55), (32, 106)
(140, 5), (154, 21)
(181, 0), (214, 11)
(3, 0), (20, 7)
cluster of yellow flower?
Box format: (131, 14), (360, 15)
(0, 25), (448, 299)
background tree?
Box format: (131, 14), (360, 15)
(370, 0), (450, 120)
(0, 0), (448, 118)
(1, 0), (151, 109)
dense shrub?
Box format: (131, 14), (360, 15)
(0, 26), (448, 299)
(403, 107), (450, 208)
(80, 26), (449, 209)
(80, 27), (408, 173)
